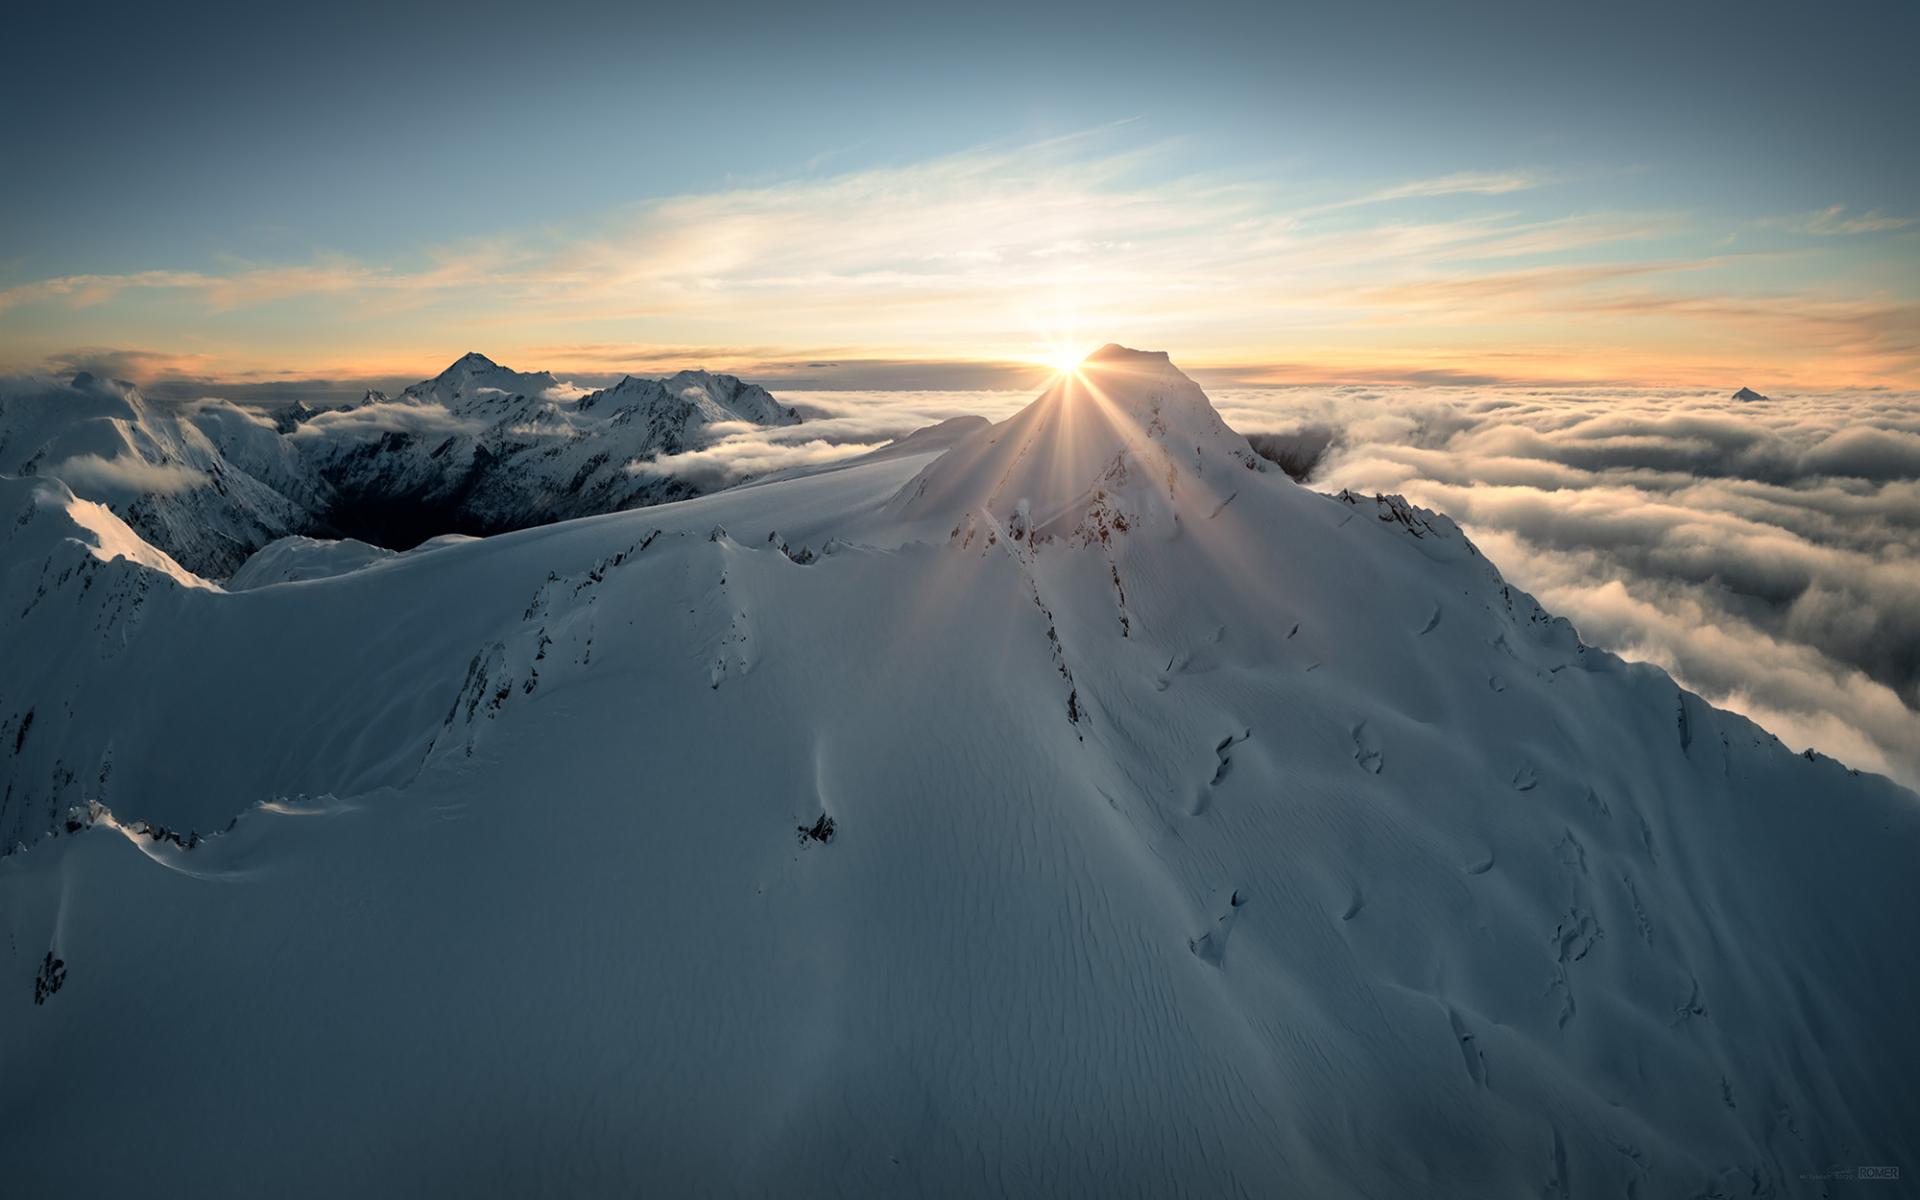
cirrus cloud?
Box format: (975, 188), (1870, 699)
(4, 133), (1915, 389)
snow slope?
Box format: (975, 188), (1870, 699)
(224, 535), (397, 589)
(2, 348), (1914, 1196)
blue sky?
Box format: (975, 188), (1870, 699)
(4, 0), (1915, 387)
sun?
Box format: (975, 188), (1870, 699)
(1037, 344), (1093, 378)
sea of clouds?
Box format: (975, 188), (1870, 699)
(670, 385), (1919, 789)
(1221, 385), (1920, 792)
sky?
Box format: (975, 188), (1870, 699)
(3, 0), (1916, 391)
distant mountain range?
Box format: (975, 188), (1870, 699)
(0, 353), (800, 577)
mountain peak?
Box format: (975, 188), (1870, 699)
(1732, 385), (1771, 402)
(400, 354), (561, 412)
(890, 344), (1263, 537)
(441, 351), (503, 374)
(581, 370), (799, 429)
(1069, 343), (1215, 422)
(1083, 342), (1171, 366)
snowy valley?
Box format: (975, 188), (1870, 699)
(2, 346), (1915, 1196)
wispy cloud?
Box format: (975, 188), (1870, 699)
(1318, 169), (1562, 209)
(46, 346), (229, 380)
(1350, 262), (1697, 308)
(47, 453), (207, 496)
(286, 402), (486, 442)
(1, 135), (1912, 388)
(1789, 205), (1915, 236)
(0, 271), (209, 314)
(626, 436), (888, 490)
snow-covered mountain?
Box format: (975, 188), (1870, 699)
(293, 353), (801, 548)
(0, 354), (801, 576)
(2, 347), (1914, 1196)
(0, 373), (323, 578)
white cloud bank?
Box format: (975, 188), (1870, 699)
(286, 401), (484, 441)
(1220, 383), (1920, 789)
(48, 453), (207, 496)
(626, 391), (1032, 492)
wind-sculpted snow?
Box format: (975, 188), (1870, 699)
(224, 535), (396, 589)
(2, 349), (1915, 1196)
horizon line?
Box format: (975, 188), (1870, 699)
(12, 351), (1906, 400)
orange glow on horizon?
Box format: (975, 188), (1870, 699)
(23, 337), (1911, 394)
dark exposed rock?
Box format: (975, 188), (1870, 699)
(33, 951), (65, 1005)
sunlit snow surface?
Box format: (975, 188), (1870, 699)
(2, 351), (1915, 1196)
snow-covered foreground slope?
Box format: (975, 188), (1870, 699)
(3, 347), (1915, 1196)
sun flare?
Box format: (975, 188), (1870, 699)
(1037, 345), (1094, 378)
